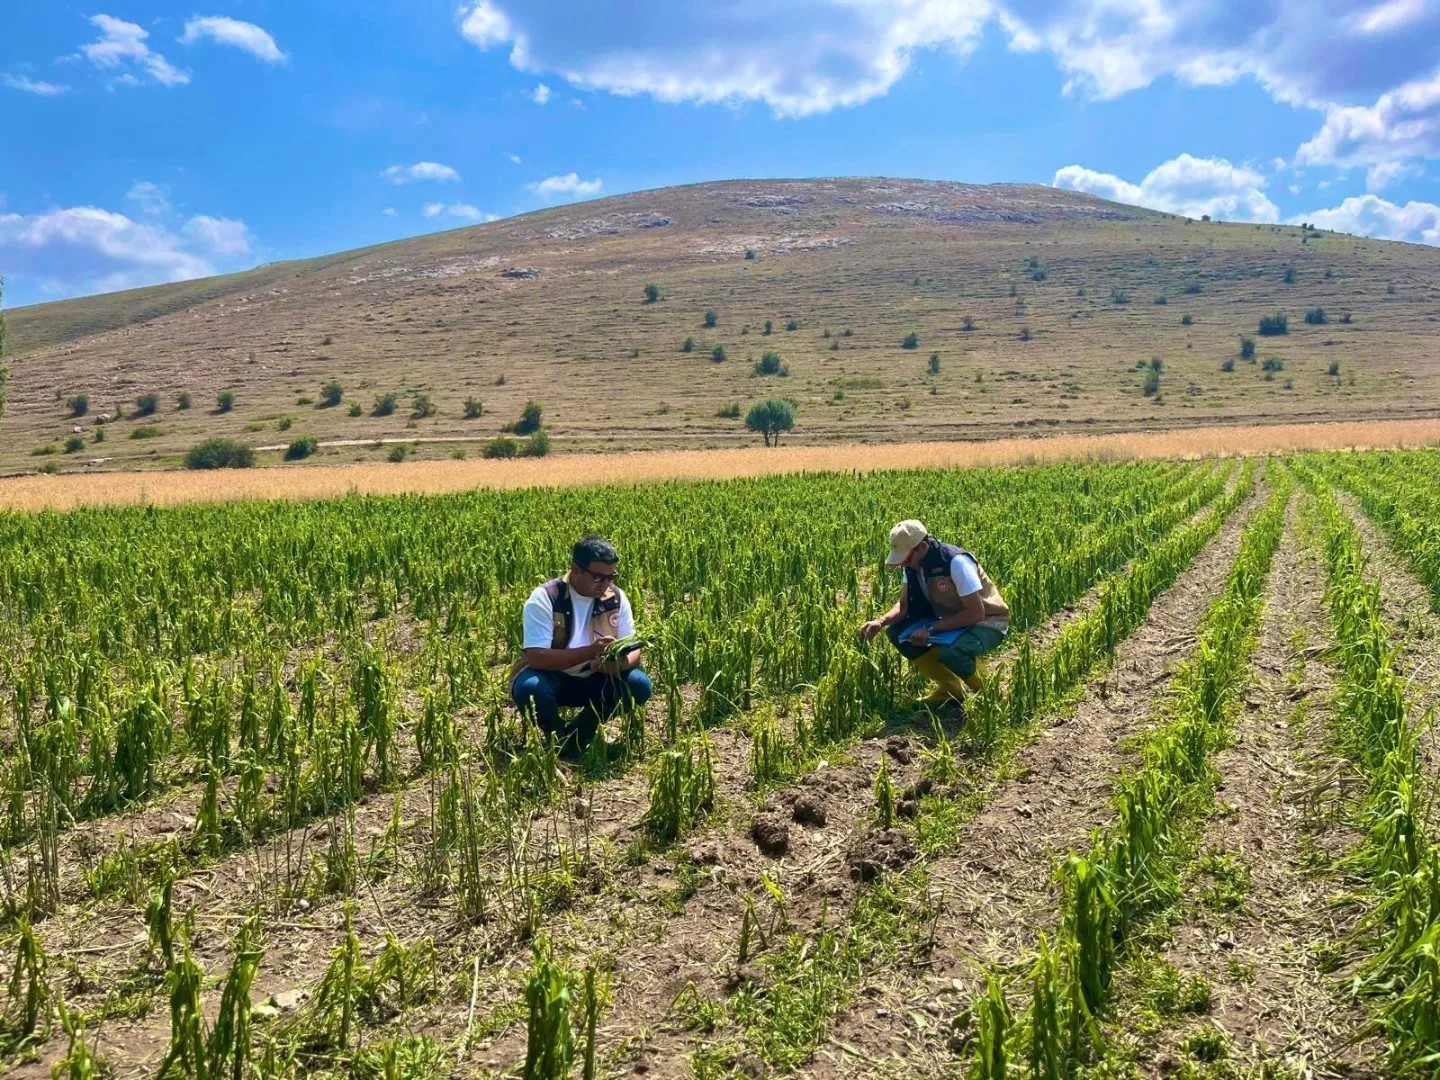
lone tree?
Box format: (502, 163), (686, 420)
(744, 398), (795, 447)
(643, 283), (661, 303)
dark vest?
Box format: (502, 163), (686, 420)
(510, 575), (625, 687)
(903, 539), (1011, 623)
(540, 576), (623, 649)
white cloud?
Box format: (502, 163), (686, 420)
(531, 82), (551, 104)
(180, 16), (287, 64)
(454, 1), (1440, 123)
(1295, 70), (1440, 176)
(80, 14), (189, 87)
(1001, 1), (1440, 108)
(382, 207), (397, 216)
(459, 0), (513, 49)
(381, 161), (461, 184)
(2, 73), (69, 95)
(1053, 153), (1280, 222)
(506, 152), (522, 164)
(1294, 194), (1440, 244)
(528, 172), (602, 201)
(1353, 0), (1428, 35)
(126, 180), (171, 216)
(423, 202), (496, 222)
(0, 204), (254, 299)
(458, 0), (992, 117)
(1366, 159), (1424, 191)
(448, 203), (494, 221)
(181, 215), (251, 256)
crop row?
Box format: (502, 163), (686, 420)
(1298, 468), (1440, 1073)
(955, 478), (1289, 1077)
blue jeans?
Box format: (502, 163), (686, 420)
(511, 667), (653, 749)
(887, 620), (1008, 678)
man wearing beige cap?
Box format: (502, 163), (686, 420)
(859, 519), (1010, 705)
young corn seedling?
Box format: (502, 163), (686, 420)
(522, 938), (574, 1080)
(748, 702), (797, 790)
(969, 974), (1012, 1080)
(207, 914), (265, 1080)
(51, 995), (103, 1080)
(311, 902), (362, 1054)
(642, 733), (716, 845)
(580, 965), (601, 1080)
(3, 914), (52, 1048)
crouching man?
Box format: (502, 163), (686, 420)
(859, 519), (1010, 705)
(510, 534), (653, 754)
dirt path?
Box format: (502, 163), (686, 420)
(1145, 501), (1381, 1078)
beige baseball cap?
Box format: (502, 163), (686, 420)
(886, 519), (928, 566)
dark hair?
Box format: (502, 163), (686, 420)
(572, 535), (619, 568)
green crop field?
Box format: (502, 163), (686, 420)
(1, 450), (1439, 1078)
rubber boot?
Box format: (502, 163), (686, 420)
(962, 656), (990, 694)
(914, 650), (969, 704)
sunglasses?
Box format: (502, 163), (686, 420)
(583, 568), (618, 584)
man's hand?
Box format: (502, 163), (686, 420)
(587, 635), (616, 661)
(859, 619), (886, 641)
(909, 626), (931, 647)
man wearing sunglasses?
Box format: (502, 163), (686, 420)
(511, 534), (652, 754)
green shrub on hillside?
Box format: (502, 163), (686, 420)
(285, 436), (318, 461)
(506, 402), (543, 435)
(185, 438), (253, 469)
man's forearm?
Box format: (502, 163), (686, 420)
(879, 602), (904, 626)
(930, 613), (977, 632)
(932, 597), (986, 632)
(522, 646), (595, 672)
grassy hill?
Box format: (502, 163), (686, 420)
(4, 177), (1439, 473)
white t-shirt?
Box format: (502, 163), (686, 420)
(919, 553), (983, 604)
(522, 584), (636, 676)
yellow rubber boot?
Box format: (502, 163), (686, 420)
(914, 650), (969, 704)
(963, 656), (990, 694)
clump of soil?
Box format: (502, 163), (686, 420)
(885, 734), (915, 764)
(792, 794), (827, 826)
(848, 828), (916, 881)
(751, 813), (790, 856)
(897, 777), (935, 819)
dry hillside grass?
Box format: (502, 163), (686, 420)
(1, 416), (1437, 510)
(5, 177), (1440, 474)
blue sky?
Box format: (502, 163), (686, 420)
(3, 1), (1438, 307)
